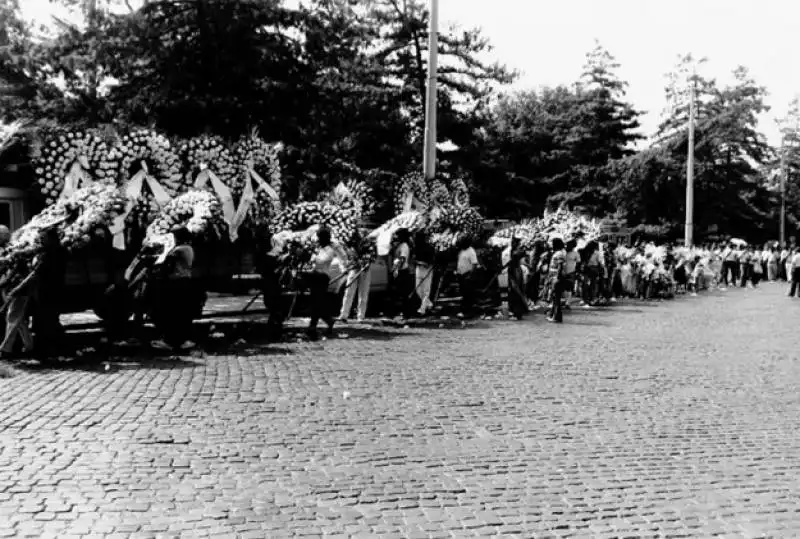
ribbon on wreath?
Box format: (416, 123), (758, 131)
(195, 163), (236, 230)
(108, 162), (173, 250)
(59, 156), (92, 201)
(228, 161), (280, 241)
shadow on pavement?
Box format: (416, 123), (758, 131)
(11, 353), (203, 374)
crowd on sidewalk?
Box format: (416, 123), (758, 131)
(330, 232), (800, 328)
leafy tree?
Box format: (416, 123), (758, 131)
(616, 56), (774, 241)
(364, 0), (516, 169)
(774, 97), (800, 234)
(547, 41), (642, 216)
(472, 86), (577, 218)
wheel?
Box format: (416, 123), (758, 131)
(93, 283), (134, 333)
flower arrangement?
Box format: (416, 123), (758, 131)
(539, 207), (601, 241)
(274, 201), (359, 245)
(145, 189), (227, 243)
(179, 135), (238, 186)
(322, 179), (376, 220)
(115, 129), (184, 195)
(393, 171), (430, 213)
(231, 132), (283, 227)
(31, 128), (120, 205)
(0, 183), (127, 288)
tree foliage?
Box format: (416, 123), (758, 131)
(0, 3), (789, 241)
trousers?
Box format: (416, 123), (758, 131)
(339, 268), (372, 321)
(1, 294), (33, 354)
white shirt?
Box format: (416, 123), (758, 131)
(792, 253), (800, 269)
(313, 245), (337, 277)
(457, 247), (478, 275)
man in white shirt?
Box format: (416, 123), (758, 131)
(456, 236), (479, 318)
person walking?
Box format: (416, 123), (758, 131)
(338, 230), (373, 323)
(412, 230), (435, 316)
(750, 249), (763, 288)
(739, 246), (752, 288)
(506, 237), (529, 320)
(151, 227), (199, 351)
(0, 259), (35, 359)
(305, 227), (347, 340)
(546, 237), (567, 323)
(582, 241), (601, 307)
(768, 246), (779, 282)
(563, 239), (580, 308)
(721, 243), (737, 288)
(31, 228), (67, 358)
(526, 240), (546, 308)
(788, 249), (800, 297)
(255, 231), (290, 342)
(455, 235), (479, 319)
(390, 228), (415, 321)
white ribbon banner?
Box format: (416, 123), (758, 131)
(59, 157), (92, 201)
(228, 169), (255, 242)
(227, 163), (281, 242)
(109, 163), (173, 250)
(195, 168), (236, 227)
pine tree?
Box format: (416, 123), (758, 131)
(547, 41), (642, 216)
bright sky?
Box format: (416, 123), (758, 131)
(22, 0), (800, 147)
(439, 0), (800, 146)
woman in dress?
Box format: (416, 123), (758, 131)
(506, 237), (529, 320)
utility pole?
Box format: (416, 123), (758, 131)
(405, 0), (438, 213)
(422, 0), (438, 181)
(684, 68), (696, 247)
(780, 135), (787, 246)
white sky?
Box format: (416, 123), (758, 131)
(438, 0), (799, 146)
(21, 0), (800, 146)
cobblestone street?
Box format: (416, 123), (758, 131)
(2, 283), (800, 538)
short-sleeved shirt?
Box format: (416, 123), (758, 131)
(565, 251), (579, 275)
(456, 247), (478, 275)
(548, 249), (566, 280)
(313, 245), (337, 277)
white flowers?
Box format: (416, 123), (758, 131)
(117, 129), (184, 196)
(145, 189), (226, 242)
(230, 133), (283, 228)
(180, 135), (238, 187)
(491, 209), (602, 250)
(0, 184), (128, 287)
(32, 129), (119, 205)
(275, 201), (359, 246)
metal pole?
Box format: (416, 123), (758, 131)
(781, 136), (787, 246)
(685, 73), (696, 247)
(405, 0), (438, 213)
(422, 0), (438, 181)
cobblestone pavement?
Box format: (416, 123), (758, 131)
(2, 283), (800, 538)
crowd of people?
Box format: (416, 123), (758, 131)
(293, 230), (800, 331)
(0, 222), (798, 359)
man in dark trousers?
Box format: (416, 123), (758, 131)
(151, 227), (199, 351)
(32, 228), (68, 358)
(546, 237), (567, 324)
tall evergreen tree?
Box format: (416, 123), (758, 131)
(547, 41), (642, 216)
